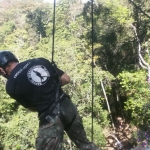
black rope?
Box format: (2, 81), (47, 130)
(128, 0), (150, 19)
(91, 0), (94, 142)
(52, 0), (56, 62)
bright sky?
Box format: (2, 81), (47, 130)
(43, 0), (89, 3)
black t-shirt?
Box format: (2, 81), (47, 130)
(6, 58), (64, 112)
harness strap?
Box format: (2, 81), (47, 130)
(50, 61), (62, 114)
(38, 93), (66, 119)
(39, 61), (72, 127)
(45, 106), (77, 130)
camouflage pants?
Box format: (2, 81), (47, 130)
(36, 97), (100, 150)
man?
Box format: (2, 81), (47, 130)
(0, 50), (100, 150)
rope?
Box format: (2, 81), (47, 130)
(52, 0), (56, 62)
(91, 0), (94, 142)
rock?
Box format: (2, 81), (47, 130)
(108, 139), (114, 144)
(133, 145), (145, 150)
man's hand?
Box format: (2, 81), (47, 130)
(61, 73), (70, 86)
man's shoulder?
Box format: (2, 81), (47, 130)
(28, 57), (51, 64)
(15, 58), (51, 68)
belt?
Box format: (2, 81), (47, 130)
(44, 110), (68, 128)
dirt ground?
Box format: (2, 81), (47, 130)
(104, 117), (138, 150)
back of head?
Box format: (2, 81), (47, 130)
(0, 50), (18, 68)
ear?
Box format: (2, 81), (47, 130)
(0, 68), (6, 75)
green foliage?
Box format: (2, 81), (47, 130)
(1, 0), (150, 149)
(0, 21), (15, 43)
(117, 71), (150, 126)
(1, 21), (15, 34)
(82, 116), (107, 147)
(0, 78), (18, 122)
(2, 106), (38, 150)
(0, 0), (111, 149)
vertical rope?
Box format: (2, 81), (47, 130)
(52, 0), (56, 62)
(91, 0), (94, 142)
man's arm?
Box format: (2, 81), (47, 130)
(56, 68), (70, 86)
(60, 73), (70, 86)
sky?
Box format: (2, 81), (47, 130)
(43, 0), (89, 3)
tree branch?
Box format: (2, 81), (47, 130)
(131, 24), (148, 68)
